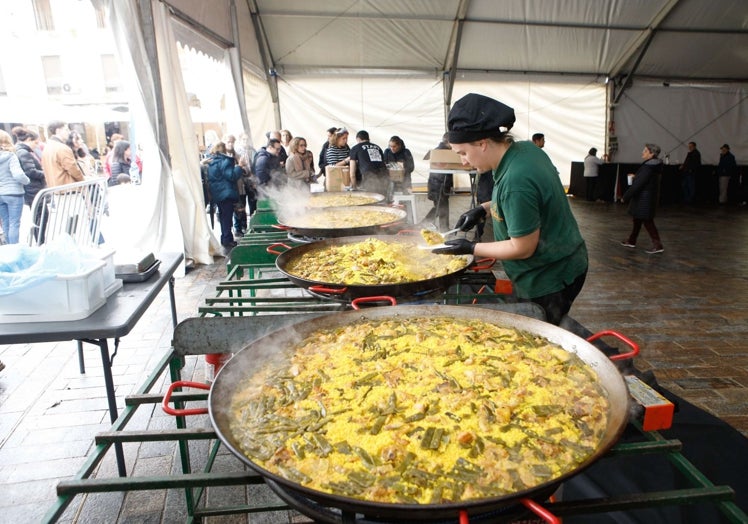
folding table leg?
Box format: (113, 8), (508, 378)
(77, 341), (85, 374)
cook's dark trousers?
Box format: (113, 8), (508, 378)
(528, 270), (587, 325)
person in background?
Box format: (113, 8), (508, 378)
(41, 120), (83, 187)
(267, 130), (288, 167)
(383, 136), (415, 194)
(253, 138), (284, 188)
(433, 93), (588, 325)
(280, 129), (293, 150)
(223, 134), (247, 237)
(12, 127), (46, 210)
(103, 133), (124, 180)
(325, 128), (351, 187)
(0, 130), (30, 244)
(349, 130), (389, 196)
(109, 140), (132, 186)
(678, 141), (700, 205)
(285, 136), (316, 191)
(532, 133), (545, 148)
(583, 147), (603, 201)
(67, 131), (96, 178)
(423, 132), (453, 230)
(318, 126), (337, 175)
(235, 132), (257, 218)
(620, 143), (664, 254)
(206, 141), (243, 249)
(325, 128), (350, 168)
(716, 143), (737, 205)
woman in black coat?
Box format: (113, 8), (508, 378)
(12, 127), (46, 207)
(621, 143), (664, 254)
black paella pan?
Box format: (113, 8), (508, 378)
(306, 191), (385, 208)
(271, 234), (475, 300)
(275, 205), (407, 238)
(208, 305), (632, 522)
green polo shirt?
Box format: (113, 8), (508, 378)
(491, 141), (588, 298)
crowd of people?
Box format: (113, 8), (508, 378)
(200, 126), (425, 250)
(0, 121), (137, 245)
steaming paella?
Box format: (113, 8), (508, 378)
(282, 237), (469, 285)
(281, 207), (402, 229)
(307, 193), (381, 208)
(228, 316), (610, 504)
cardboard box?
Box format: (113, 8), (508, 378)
(429, 149), (471, 171)
(325, 166), (351, 192)
(387, 162), (405, 182)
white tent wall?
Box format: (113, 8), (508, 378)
(453, 74), (608, 185)
(242, 70), (275, 150)
(244, 73), (606, 188)
(274, 74), (446, 186)
(613, 83), (748, 166)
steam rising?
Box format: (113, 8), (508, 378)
(259, 184), (316, 224)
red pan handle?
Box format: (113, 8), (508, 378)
(351, 296), (397, 310)
(458, 499), (559, 524)
(309, 284), (348, 295)
(162, 381), (210, 416)
(271, 224), (289, 230)
(587, 330), (640, 361)
(266, 242), (292, 255)
(469, 257), (496, 271)
(521, 498), (561, 524)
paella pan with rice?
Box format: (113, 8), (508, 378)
(209, 306), (630, 519)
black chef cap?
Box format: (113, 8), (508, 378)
(447, 93), (516, 144)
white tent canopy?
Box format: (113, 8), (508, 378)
(169, 0), (747, 164)
(94, 0), (748, 266)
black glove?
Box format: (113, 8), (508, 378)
(455, 206), (487, 232)
(432, 238), (476, 255)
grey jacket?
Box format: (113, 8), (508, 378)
(0, 150), (30, 195)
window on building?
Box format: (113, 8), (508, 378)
(101, 54), (122, 94)
(42, 55), (63, 95)
(32, 0), (54, 31)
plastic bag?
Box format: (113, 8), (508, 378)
(0, 235), (99, 296)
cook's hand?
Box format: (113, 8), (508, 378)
(455, 206), (486, 231)
(432, 238), (476, 255)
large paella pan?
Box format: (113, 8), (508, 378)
(306, 191), (385, 208)
(273, 235), (474, 300)
(209, 305), (631, 521)
(276, 205), (407, 238)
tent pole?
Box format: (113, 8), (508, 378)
(137, 0), (170, 163)
(229, 0), (250, 134)
(247, 0), (281, 130)
(442, 0), (470, 128)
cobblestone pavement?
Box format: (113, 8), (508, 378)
(0, 196), (746, 523)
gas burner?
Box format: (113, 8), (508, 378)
(265, 479), (542, 524)
(287, 232), (326, 243)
